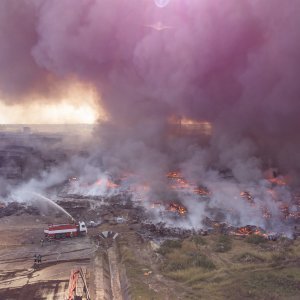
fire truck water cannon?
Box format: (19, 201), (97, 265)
(44, 221), (87, 239)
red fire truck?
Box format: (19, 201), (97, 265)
(44, 221), (87, 239)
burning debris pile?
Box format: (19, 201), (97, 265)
(64, 176), (120, 198)
(60, 174), (300, 241)
(231, 225), (267, 237)
(138, 218), (291, 243)
(51, 165), (300, 240)
(167, 171), (210, 196)
(167, 202), (187, 216)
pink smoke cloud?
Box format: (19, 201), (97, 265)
(1, 0), (300, 176)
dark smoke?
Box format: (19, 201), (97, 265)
(1, 0), (300, 230)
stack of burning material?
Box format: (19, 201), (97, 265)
(167, 202), (187, 216)
(193, 186), (210, 197)
(167, 171), (210, 197)
(230, 225), (267, 237)
(149, 200), (188, 219)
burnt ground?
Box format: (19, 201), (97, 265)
(1, 199), (300, 300)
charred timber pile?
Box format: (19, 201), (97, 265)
(0, 202), (39, 218)
(138, 222), (209, 241)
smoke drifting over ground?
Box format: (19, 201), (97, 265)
(1, 0), (300, 232)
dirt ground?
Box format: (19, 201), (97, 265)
(0, 214), (95, 300)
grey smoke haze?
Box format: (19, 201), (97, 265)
(1, 0), (300, 171)
(1, 0), (300, 229)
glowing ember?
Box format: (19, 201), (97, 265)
(95, 178), (119, 189)
(168, 203), (187, 215)
(233, 225), (267, 237)
(268, 177), (287, 186)
(167, 171), (182, 179)
(167, 171), (192, 189)
(193, 187), (210, 196)
(167, 171), (209, 196)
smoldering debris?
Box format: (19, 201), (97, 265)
(0, 202), (40, 218)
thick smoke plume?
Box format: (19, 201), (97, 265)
(1, 0), (300, 231)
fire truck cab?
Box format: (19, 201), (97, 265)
(44, 221), (87, 239)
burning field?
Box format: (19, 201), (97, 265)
(61, 168), (300, 239)
(1, 125), (300, 299)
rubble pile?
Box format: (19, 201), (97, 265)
(0, 202), (40, 218)
(137, 222), (209, 241)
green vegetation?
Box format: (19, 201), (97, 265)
(187, 253), (215, 270)
(155, 234), (300, 299)
(245, 234), (267, 245)
(162, 253), (215, 272)
(157, 239), (182, 255)
(228, 269), (300, 299)
(116, 228), (300, 300)
(214, 235), (232, 252)
(118, 238), (161, 300)
(271, 251), (290, 266)
(159, 237), (215, 273)
(235, 252), (265, 263)
(191, 235), (207, 246)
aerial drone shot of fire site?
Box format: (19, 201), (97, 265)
(1, 1), (300, 300)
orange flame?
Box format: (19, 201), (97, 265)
(167, 171), (210, 195)
(95, 178), (119, 189)
(168, 203), (187, 215)
(268, 177), (287, 186)
(234, 226), (267, 237)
